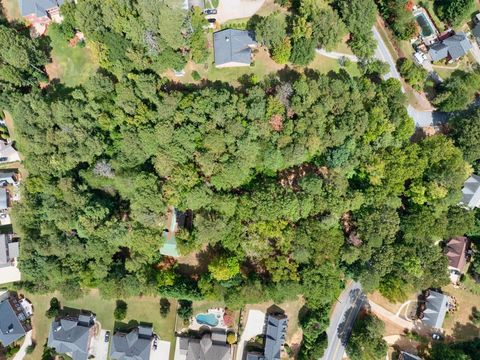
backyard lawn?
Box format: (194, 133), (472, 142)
(23, 289), (178, 360)
(45, 27), (98, 88)
(443, 284), (480, 341)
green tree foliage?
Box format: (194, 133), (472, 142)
(254, 12), (287, 50)
(376, 0), (417, 40)
(450, 108), (480, 163)
(45, 297), (61, 318)
(398, 58), (428, 91)
(433, 69), (480, 112)
(208, 256), (240, 281)
(346, 313), (388, 360)
(290, 37), (316, 65)
(272, 37), (292, 64)
(160, 298), (171, 318)
(114, 300), (128, 320)
(336, 0), (377, 58)
(177, 299), (193, 319)
(435, 0), (475, 27)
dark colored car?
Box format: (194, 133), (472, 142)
(105, 331), (110, 343)
(207, 18), (216, 23)
(204, 8), (217, 15)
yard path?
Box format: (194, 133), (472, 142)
(13, 330), (32, 360)
(315, 49), (359, 62)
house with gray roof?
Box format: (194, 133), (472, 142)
(110, 325), (153, 360)
(246, 312), (288, 360)
(473, 23), (480, 44)
(420, 290), (449, 329)
(0, 171), (18, 186)
(0, 292), (32, 347)
(213, 29), (257, 68)
(461, 174), (480, 209)
(177, 331), (231, 360)
(0, 234), (19, 268)
(428, 33), (472, 62)
(18, 0), (64, 21)
(47, 312), (95, 360)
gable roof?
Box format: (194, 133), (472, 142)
(422, 291), (449, 329)
(429, 42), (449, 62)
(213, 29), (256, 66)
(473, 23), (480, 39)
(445, 236), (468, 271)
(182, 332), (231, 360)
(48, 314), (94, 360)
(443, 33), (472, 60)
(0, 234), (17, 265)
(0, 188), (8, 210)
(0, 297), (26, 346)
(0, 171), (16, 185)
(0, 142), (20, 163)
(461, 174), (480, 209)
(264, 314), (287, 360)
(110, 326), (152, 360)
(18, 0), (64, 17)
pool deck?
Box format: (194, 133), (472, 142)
(189, 308), (227, 331)
(413, 7), (439, 45)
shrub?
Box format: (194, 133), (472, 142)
(177, 299), (193, 319)
(114, 300), (128, 321)
(226, 332), (236, 344)
(160, 298), (171, 318)
(45, 297), (60, 318)
(272, 38), (291, 64)
(191, 70), (201, 81)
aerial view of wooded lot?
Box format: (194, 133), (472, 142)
(0, 0), (480, 360)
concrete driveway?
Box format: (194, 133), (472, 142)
(215, 0), (265, 24)
(151, 339), (170, 360)
(235, 309), (265, 360)
(90, 329), (109, 360)
(13, 330), (32, 360)
(0, 265), (21, 285)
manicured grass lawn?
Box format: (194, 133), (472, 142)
(23, 290), (178, 360)
(45, 28), (98, 88)
(309, 54), (361, 77)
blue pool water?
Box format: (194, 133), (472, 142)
(196, 313), (219, 326)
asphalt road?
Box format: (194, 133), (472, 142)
(321, 282), (367, 360)
(371, 26), (448, 127)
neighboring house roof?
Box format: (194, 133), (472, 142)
(0, 142), (20, 164)
(179, 332), (231, 360)
(264, 314), (287, 360)
(473, 23), (480, 39)
(47, 313), (94, 360)
(0, 171), (16, 185)
(18, 0), (64, 18)
(0, 296), (26, 346)
(400, 352), (423, 360)
(443, 33), (472, 60)
(110, 326), (153, 360)
(428, 42), (449, 62)
(246, 353), (264, 360)
(0, 188), (8, 210)
(213, 29), (256, 67)
(422, 291), (449, 329)
(445, 236), (468, 271)
(0, 234), (18, 266)
(461, 174), (480, 209)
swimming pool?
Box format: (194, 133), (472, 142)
(415, 13), (434, 38)
(196, 313), (219, 327)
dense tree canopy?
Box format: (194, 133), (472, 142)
(0, 0), (475, 343)
(435, 0), (475, 27)
(346, 313), (388, 360)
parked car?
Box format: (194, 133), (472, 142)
(204, 8), (217, 15)
(432, 333), (441, 340)
(207, 18), (216, 23)
(105, 331), (110, 342)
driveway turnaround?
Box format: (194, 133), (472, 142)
(215, 0), (265, 24)
(321, 282), (367, 360)
(235, 309), (266, 360)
